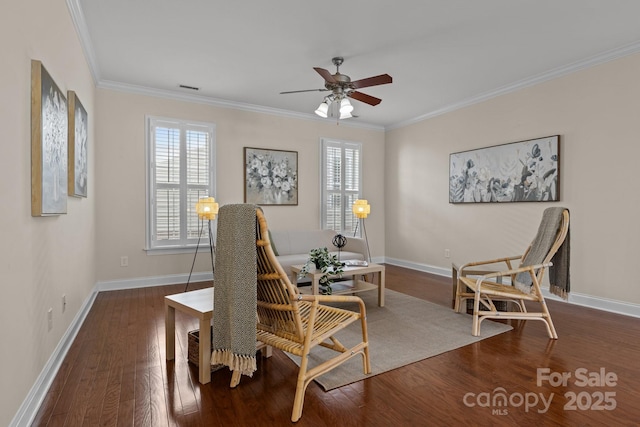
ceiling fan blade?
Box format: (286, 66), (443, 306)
(348, 91), (382, 106)
(280, 88), (328, 94)
(313, 67), (337, 84)
(351, 73), (392, 89)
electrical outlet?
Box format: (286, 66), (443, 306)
(120, 256), (129, 267)
(47, 308), (53, 331)
(444, 249), (451, 258)
(62, 294), (66, 313)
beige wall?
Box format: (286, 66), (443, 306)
(1, 0), (96, 425)
(385, 52), (640, 304)
(95, 89), (386, 282)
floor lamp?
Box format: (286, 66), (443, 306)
(185, 197), (219, 292)
(352, 199), (371, 263)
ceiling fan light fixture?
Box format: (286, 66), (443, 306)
(315, 101), (329, 118)
(339, 98), (354, 114)
(339, 110), (352, 119)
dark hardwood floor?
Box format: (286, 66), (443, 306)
(32, 265), (640, 426)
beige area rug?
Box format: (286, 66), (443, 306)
(285, 289), (512, 391)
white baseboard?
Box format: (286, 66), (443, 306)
(383, 257), (451, 278)
(10, 288), (98, 427)
(541, 289), (640, 318)
(383, 257), (640, 319)
(96, 271), (213, 292)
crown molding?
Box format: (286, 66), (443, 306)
(66, 0), (100, 83)
(97, 80), (385, 131)
(386, 39), (640, 131)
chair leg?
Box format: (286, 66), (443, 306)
(453, 295), (461, 313)
(230, 370), (241, 388)
(453, 278), (462, 313)
(540, 300), (558, 339)
(472, 293), (481, 336)
(360, 313), (371, 374)
(291, 355), (310, 422)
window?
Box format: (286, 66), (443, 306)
(146, 116), (216, 251)
(320, 138), (362, 235)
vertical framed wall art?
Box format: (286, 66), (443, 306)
(31, 60), (68, 216)
(449, 135), (560, 203)
(244, 147), (298, 205)
(68, 90), (88, 197)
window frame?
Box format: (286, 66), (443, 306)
(145, 115), (216, 253)
(320, 137), (363, 235)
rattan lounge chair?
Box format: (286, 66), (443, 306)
(454, 208), (570, 339)
(254, 209), (371, 422)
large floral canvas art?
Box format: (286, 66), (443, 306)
(449, 135), (560, 203)
(31, 60), (68, 216)
(244, 147), (298, 205)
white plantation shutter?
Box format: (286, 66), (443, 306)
(147, 117), (215, 250)
(185, 129), (212, 239)
(321, 138), (362, 235)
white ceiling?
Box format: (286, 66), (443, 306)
(74, 0), (640, 129)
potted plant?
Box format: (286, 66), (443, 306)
(297, 247), (345, 295)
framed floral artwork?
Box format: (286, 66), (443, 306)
(244, 147), (298, 205)
(68, 90), (88, 198)
(31, 60), (68, 216)
(449, 135), (560, 203)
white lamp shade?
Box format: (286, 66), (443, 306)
(315, 102), (329, 118)
(340, 110), (352, 119)
(339, 98), (354, 114)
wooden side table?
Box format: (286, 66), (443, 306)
(165, 287), (272, 386)
(165, 287), (214, 384)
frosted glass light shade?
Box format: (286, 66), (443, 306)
(339, 98), (354, 114)
(315, 102), (329, 118)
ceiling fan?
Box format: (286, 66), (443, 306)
(280, 57), (392, 119)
